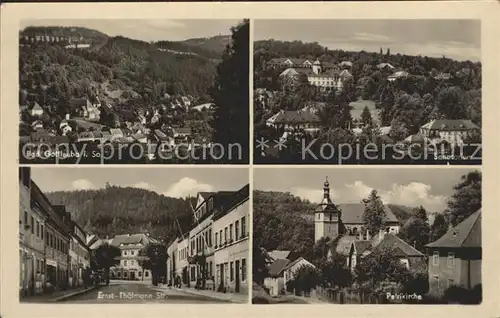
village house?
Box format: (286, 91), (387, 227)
(418, 119), (480, 146)
(108, 233), (159, 281)
(31, 102), (44, 116)
(19, 167), (46, 297)
(426, 210), (481, 297)
(212, 185), (249, 294)
(377, 63), (395, 71)
(266, 109), (321, 133)
(70, 98), (100, 121)
(31, 120), (44, 130)
(268, 58), (314, 69)
(347, 232), (426, 272)
(264, 258), (291, 297)
(68, 221), (90, 288)
(282, 257), (317, 296)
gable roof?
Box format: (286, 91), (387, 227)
(268, 258), (291, 277)
(334, 235), (358, 255)
(283, 257), (316, 271)
(372, 233), (424, 257)
(337, 203), (400, 224)
(268, 250), (291, 261)
(421, 119), (480, 131)
(32, 102), (43, 111)
(427, 210), (481, 248)
(110, 233), (156, 247)
(353, 240), (372, 255)
(267, 109), (321, 125)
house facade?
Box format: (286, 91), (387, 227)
(212, 185), (250, 294)
(19, 167), (46, 296)
(426, 210), (481, 297)
(31, 102), (44, 116)
(283, 257), (317, 294)
(109, 233), (157, 281)
(263, 258), (290, 297)
(69, 222), (90, 288)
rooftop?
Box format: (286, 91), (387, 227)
(426, 210), (481, 248)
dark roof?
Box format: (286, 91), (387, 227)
(334, 235), (358, 255)
(337, 203), (400, 225)
(353, 240), (372, 254)
(110, 233), (157, 247)
(421, 119), (480, 131)
(268, 258), (291, 277)
(269, 110), (321, 125)
(427, 210), (481, 248)
(372, 233), (424, 257)
(213, 185), (249, 221)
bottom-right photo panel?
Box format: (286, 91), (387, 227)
(252, 167), (482, 305)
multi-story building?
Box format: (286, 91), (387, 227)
(44, 204), (72, 290)
(176, 236), (190, 285)
(19, 167), (46, 296)
(69, 221), (90, 287)
(110, 233), (158, 281)
(418, 119), (481, 146)
(279, 60), (352, 92)
(426, 210), (481, 297)
(166, 238), (178, 285)
(212, 185), (250, 294)
(187, 192), (216, 289)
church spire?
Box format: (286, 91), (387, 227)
(323, 176), (331, 202)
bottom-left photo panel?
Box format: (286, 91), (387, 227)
(18, 166), (250, 304)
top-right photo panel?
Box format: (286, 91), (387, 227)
(253, 19), (481, 165)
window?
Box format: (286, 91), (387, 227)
(41, 260), (44, 274)
(36, 221), (40, 237)
(209, 261), (213, 277)
(447, 252), (455, 267)
(24, 211), (28, 226)
(230, 262), (234, 281)
(138, 271), (141, 277)
(124, 261), (128, 267)
(229, 224), (233, 241)
(235, 221), (239, 240)
(215, 233), (218, 247)
(123, 272), (128, 278)
(31, 216), (34, 234)
(224, 227), (228, 243)
(36, 259), (40, 273)
(208, 229), (212, 246)
(124, 251), (128, 256)
(131, 250), (135, 256)
(145, 271), (149, 277)
(432, 251), (439, 266)
(241, 259), (246, 281)
(41, 225), (44, 240)
(241, 217), (246, 237)
(219, 230), (222, 245)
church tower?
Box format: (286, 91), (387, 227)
(314, 177), (342, 242)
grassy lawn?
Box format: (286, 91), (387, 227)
(349, 99), (381, 126)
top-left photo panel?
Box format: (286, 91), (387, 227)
(18, 19), (250, 165)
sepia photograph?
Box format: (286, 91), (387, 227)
(18, 19), (249, 164)
(253, 167), (481, 305)
(19, 166), (250, 303)
(253, 20), (482, 165)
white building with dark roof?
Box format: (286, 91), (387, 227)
(419, 119), (481, 145)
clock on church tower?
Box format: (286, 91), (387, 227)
(314, 177), (342, 242)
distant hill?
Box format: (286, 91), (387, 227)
(19, 26), (224, 119)
(45, 186), (196, 242)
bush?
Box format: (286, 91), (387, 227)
(443, 285), (471, 304)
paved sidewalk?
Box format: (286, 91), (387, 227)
(21, 286), (97, 303)
(155, 285), (248, 303)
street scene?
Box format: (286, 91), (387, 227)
(253, 20), (481, 164)
(19, 19), (249, 164)
(253, 167), (482, 304)
(19, 166), (249, 303)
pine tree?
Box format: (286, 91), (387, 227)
(361, 190), (386, 237)
(430, 213), (448, 242)
(209, 20), (249, 163)
(447, 170), (482, 226)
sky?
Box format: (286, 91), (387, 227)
(20, 19), (242, 42)
(254, 19), (481, 62)
(31, 167), (248, 198)
(254, 167), (480, 213)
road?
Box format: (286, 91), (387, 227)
(59, 281), (230, 304)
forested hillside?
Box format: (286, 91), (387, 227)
(19, 27), (228, 115)
(45, 185), (195, 242)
